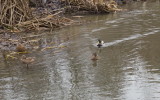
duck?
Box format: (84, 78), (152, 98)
(16, 43), (26, 52)
(91, 52), (99, 60)
(97, 39), (104, 48)
(21, 55), (35, 68)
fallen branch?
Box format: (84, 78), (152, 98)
(17, 11), (75, 31)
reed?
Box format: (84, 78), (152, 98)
(61, 0), (121, 13)
(0, 0), (121, 31)
(17, 12), (74, 31)
(0, 0), (32, 29)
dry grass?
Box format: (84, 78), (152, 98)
(61, 0), (121, 13)
(0, 0), (32, 29)
(17, 11), (74, 31)
(0, 0), (74, 31)
(0, 0), (121, 31)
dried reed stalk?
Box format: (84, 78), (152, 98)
(0, 0), (32, 28)
(0, 0), (74, 31)
(61, 0), (121, 13)
(17, 11), (74, 30)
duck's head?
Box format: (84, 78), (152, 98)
(98, 39), (104, 44)
(21, 55), (26, 59)
(98, 39), (101, 43)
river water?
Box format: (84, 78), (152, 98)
(0, 1), (160, 100)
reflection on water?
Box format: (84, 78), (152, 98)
(1, 1), (160, 100)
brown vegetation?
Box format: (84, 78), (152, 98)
(0, 0), (121, 31)
(61, 0), (121, 14)
(0, 0), (32, 29)
(0, 0), (74, 31)
(17, 11), (74, 31)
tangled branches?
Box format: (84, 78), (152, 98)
(0, 0), (32, 29)
(0, 0), (121, 31)
(61, 0), (122, 13)
(17, 11), (74, 31)
(0, 0), (74, 31)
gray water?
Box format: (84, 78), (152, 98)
(1, 1), (160, 100)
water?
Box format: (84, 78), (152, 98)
(1, 1), (160, 100)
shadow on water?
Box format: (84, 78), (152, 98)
(1, 1), (160, 100)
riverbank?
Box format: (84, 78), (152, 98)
(0, 0), (147, 53)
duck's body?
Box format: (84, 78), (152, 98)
(21, 55), (35, 68)
(91, 53), (99, 60)
(97, 39), (104, 48)
(16, 43), (26, 52)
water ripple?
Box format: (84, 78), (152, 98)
(94, 30), (160, 47)
(91, 27), (107, 33)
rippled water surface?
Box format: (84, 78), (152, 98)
(1, 1), (160, 100)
